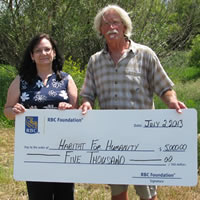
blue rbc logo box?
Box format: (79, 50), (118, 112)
(25, 116), (38, 134)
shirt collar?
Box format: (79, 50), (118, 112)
(128, 40), (138, 54)
(102, 39), (137, 54)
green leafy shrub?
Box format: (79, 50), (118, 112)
(189, 34), (200, 68)
(160, 51), (200, 83)
(62, 56), (86, 91)
(62, 57), (86, 105)
(63, 57), (101, 109)
(0, 65), (17, 127)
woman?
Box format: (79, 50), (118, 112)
(4, 33), (78, 200)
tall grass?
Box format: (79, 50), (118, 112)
(155, 51), (200, 131)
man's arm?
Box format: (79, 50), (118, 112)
(160, 89), (187, 113)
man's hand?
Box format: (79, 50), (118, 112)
(168, 100), (187, 113)
(161, 90), (187, 113)
(79, 101), (92, 115)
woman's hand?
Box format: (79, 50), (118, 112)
(12, 103), (26, 114)
(58, 102), (73, 110)
(4, 103), (26, 120)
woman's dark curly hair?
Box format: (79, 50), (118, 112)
(19, 33), (64, 84)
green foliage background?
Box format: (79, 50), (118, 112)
(189, 35), (200, 68)
(0, 0), (200, 67)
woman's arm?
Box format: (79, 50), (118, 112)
(67, 77), (78, 109)
(4, 76), (26, 120)
(58, 76), (78, 110)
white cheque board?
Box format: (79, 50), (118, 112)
(14, 109), (198, 186)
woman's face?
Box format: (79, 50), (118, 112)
(31, 38), (56, 66)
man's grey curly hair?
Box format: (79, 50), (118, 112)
(93, 5), (132, 38)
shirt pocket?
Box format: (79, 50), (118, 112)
(124, 67), (143, 99)
(125, 68), (142, 85)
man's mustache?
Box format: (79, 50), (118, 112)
(106, 30), (118, 35)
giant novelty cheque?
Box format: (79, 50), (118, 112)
(14, 109), (198, 186)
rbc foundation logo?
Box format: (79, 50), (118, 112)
(25, 116), (39, 134)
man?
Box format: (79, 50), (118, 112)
(79, 5), (186, 200)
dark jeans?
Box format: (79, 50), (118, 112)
(26, 181), (74, 200)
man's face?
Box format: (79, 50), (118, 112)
(100, 10), (126, 42)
